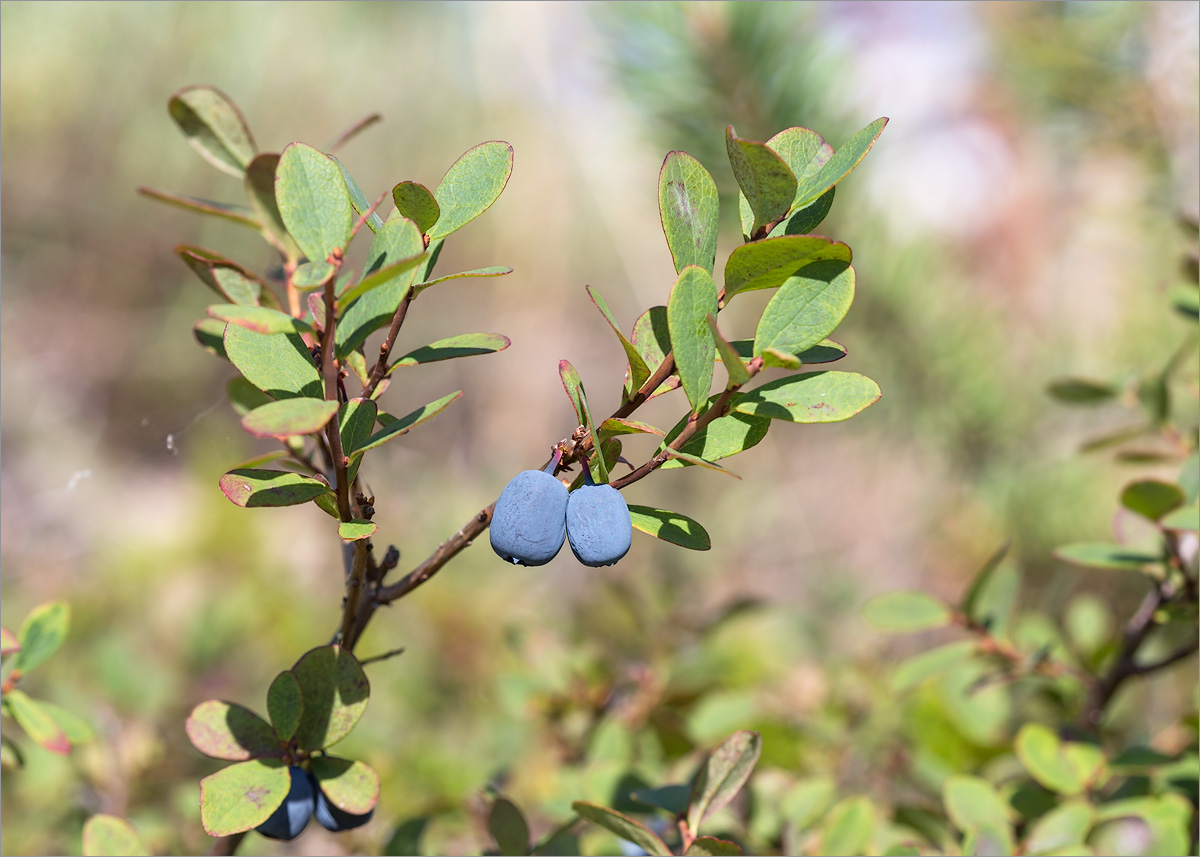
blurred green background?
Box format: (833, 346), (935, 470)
(1, 2), (1196, 855)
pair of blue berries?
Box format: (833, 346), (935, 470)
(256, 765), (372, 841)
(490, 461), (633, 567)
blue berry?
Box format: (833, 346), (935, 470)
(256, 765), (314, 841)
(490, 467), (568, 566)
(566, 471), (632, 567)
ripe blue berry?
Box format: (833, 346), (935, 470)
(313, 780), (374, 832)
(566, 471), (632, 567)
(490, 466), (569, 566)
(256, 765), (314, 841)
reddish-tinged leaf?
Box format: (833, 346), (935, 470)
(4, 690), (69, 754)
(185, 699), (281, 761)
(240, 399), (338, 440)
(310, 755), (381, 815)
(219, 469), (332, 508)
(0, 626), (19, 655)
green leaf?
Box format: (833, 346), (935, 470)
(384, 817), (430, 856)
(4, 690), (69, 754)
(1015, 724), (1085, 795)
(38, 701), (93, 745)
(332, 155), (384, 234)
(862, 591), (953, 632)
(1120, 479), (1185, 522)
(660, 401), (771, 468)
(1161, 503), (1199, 532)
(1171, 285), (1199, 319)
(1025, 800), (1095, 855)
(245, 153), (301, 260)
(0, 626), (19, 656)
(356, 391), (463, 456)
(891, 640), (977, 692)
(782, 776), (836, 832)
(943, 775), (1013, 833)
(176, 246), (265, 306)
(15, 601), (69, 675)
(219, 468), (332, 509)
(227, 377), (272, 418)
(290, 645), (370, 751)
(726, 126), (797, 237)
(168, 84), (256, 176)
(412, 265), (512, 296)
(659, 150), (720, 274)
(685, 837), (742, 856)
(429, 141), (514, 240)
(311, 755), (381, 815)
(587, 286), (651, 396)
(558, 361), (609, 483)
(769, 188), (836, 238)
(668, 266), (719, 414)
(82, 815), (151, 857)
(339, 520), (378, 542)
(194, 319), (229, 359)
(707, 315), (750, 386)
(185, 699), (281, 761)
(631, 306), (680, 398)
(628, 505), (710, 551)
(598, 418), (664, 437)
(488, 797), (531, 856)
(761, 126), (833, 197)
(630, 784), (692, 815)
(389, 333), (511, 371)
(791, 118), (887, 211)
(1053, 543), (1160, 572)
(571, 802), (672, 857)
(266, 671), (303, 743)
(664, 449), (741, 479)
(687, 730), (762, 832)
(225, 326), (321, 399)
(724, 236), (852, 302)
(277, 142), (353, 263)
(392, 181), (441, 234)
(964, 560), (1020, 639)
(819, 796), (876, 857)
(293, 260), (336, 291)
(240, 399), (338, 440)
(734, 371), (881, 423)
(199, 758), (291, 836)
(207, 304), (312, 336)
(726, 338), (847, 365)
(139, 186), (260, 229)
(1046, 378), (1118, 405)
(339, 398), (378, 457)
(753, 260), (855, 357)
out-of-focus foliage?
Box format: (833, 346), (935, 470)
(2, 2), (1197, 856)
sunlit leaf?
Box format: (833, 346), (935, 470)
(628, 506), (710, 551)
(266, 671), (303, 743)
(413, 265), (512, 296)
(734, 372), (881, 423)
(219, 469), (332, 508)
(338, 520), (378, 542)
(726, 126), (797, 237)
(199, 758), (290, 836)
(168, 84), (256, 176)
(311, 755), (380, 815)
(724, 236), (851, 302)
(277, 142), (354, 262)
(14, 601), (69, 675)
(429, 141), (514, 240)
(862, 591), (953, 632)
(659, 150), (719, 274)
(559, 361), (609, 483)
(687, 730), (762, 831)
(389, 333), (511, 371)
(208, 304), (312, 336)
(392, 181), (441, 234)
(587, 285), (651, 396)
(753, 260), (855, 357)
(4, 690), (69, 754)
(225, 326), (321, 399)
(355, 391), (463, 456)
(668, 266), (719, 415)
(185, 699), (281, 761)
(291, 645), (370, 751)
(240, 398), (337, 440)
(82, 815), (151, 857)
(571, 802), (672, 857)
(1053, 543), (1160, 572)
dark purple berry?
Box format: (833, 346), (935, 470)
(312, 777), (374, 832)
(256, 765), (314, 841)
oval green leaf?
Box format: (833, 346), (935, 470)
(4, 690), (69, 754)
(668, 266), (719, 415)
(660, 402), (771, 469)
(356, 391), (463, 456)
(338, 519), (378, 542)
(241, 398), (338, 440)
(725, 236), (852, 302)
(1053, 543), (1161, 572)
(687, 730), (762, 831)
(225, 326), (321, 399)
(1026, 800), (1096, 854)
(1015, 723), (1085, 795)
(392, 181), (441, 234)
(726, 126), (797, 237)
(943, 774), (1013, 833)
(389, 333), (511, 371)
(429, 141), (514, 240)
(488, 797), (531, 857)
(176, 246), (265, 306)
(199, 758), (291, 836)
(185, 699), (281, 761)
(862, 591), (953, 632)
(659, 151), (719, 275)
(818, 796), (876, 857)
(735, 371), (881, 424)
(753, 260), (855, 357)
(168, 85), (256, 176)
(266, 671), (303, 743)
(277, 142), (353, 263)
(339, 398), (379, 457)
(290, 645), (370, 751)
(571, 802), (672, 857)
(208, 304), (312, 336)
(311, 755), (381, 815)
(15, 601), (69, 675)
(628, 505), (710, 551)
(791, 117), (887, 210)
(1120, 479), (1185, 522)
(293, 260), (336, 291)
(82, 815), (151, 857)
(219, 468), (332, 508)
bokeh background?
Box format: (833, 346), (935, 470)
(1, 2), (1197, 855)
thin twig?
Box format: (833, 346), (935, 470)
(358, 646), (407, 666)
(328, 113), (383, 154)
(376, 504), (496, 605)
(348, 191), (388, 242)
(362, 290), (415, 399)
(1129, 637), (1199, 676)
(1082, 586), (1164, 728)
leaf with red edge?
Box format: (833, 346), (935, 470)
(240, 399), (338, 440)
(219, 469), (333, 508)
(4, 690), (69, 754)
(310, 755), (381, 815)
(0, 626), (19, 656)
